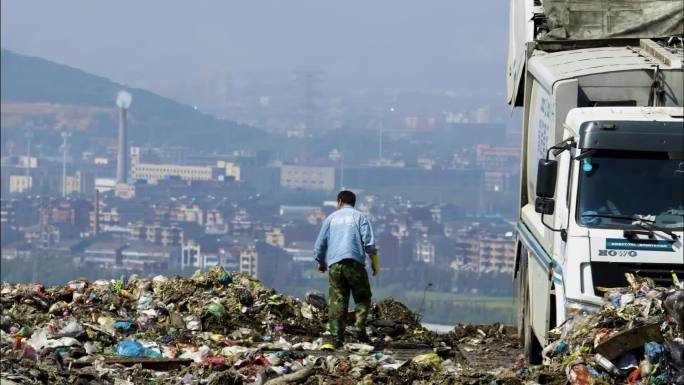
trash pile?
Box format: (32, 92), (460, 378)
(0, 266), (468, 385)
(2, 267), (682, 385)
(543, 273), (684, 385)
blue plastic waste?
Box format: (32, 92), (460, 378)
(117, 340), (144, 356)
(644, 341), (662, 363)
(556, 342), (569, 354)
(113, 321), (137, 331)
(116, 340), (161, 358)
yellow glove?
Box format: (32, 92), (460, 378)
(370, 254), (380, 276)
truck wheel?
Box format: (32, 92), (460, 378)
(523, 283), (543, 364)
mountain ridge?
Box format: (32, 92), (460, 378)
(0, 49), (265, 150)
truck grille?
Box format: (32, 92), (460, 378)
(591, 262), (684, 290)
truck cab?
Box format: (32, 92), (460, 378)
(508, 0), (684, 363)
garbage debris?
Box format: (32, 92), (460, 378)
(2, 267), (682, 384)
(543, 273), (684, 385)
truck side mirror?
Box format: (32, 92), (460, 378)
(535, 159), (557, 215)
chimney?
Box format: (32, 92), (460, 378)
(115, 91), (132, 184)
(116, 107), (128, 183)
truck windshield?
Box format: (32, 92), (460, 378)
(577, 150), (684, 230)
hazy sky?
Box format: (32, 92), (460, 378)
(1, 0), (509, 96)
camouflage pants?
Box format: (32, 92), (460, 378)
(328, 259), (372, 343)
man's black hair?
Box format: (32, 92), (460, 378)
(337, 190), (356, 207)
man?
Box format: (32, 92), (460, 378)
(314, 190), (379, 348)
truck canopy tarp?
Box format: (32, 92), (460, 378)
(542, 0), (684, 39)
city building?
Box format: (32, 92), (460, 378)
(90, 206), (122, 231)
(132, 163), (218, 183)
(471, 233), (516, 273)
(82, 241), (127, 268)
(280, 165), (335, 190)
(216, 160), (241, 181)
(414, 235), (436, 264)
(129, 221), (183, 246)
(265, 227), (285, 248)
(483, 171), (517, 193)
(9, 175), (32, 194)
(239, 244), (259, 276)
(205, 209), (227, 234)
(475, 144), (520, 170)
(65, 171), (95, 195)
(120, 241), (180, 272)
(181, 239), (201, 269)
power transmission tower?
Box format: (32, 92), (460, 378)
(294, 70), (322, 133)
(61, 131), (71, 198)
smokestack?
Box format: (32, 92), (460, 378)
(116, 91), (132, 184)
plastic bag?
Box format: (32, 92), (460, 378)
(26, 330), (50, 352)
(58, 320), (84, 337)
(664, 290), (684, 328)
(179, 345), (211, 363)
(661, 340), (684, 384)
(113, 321), (137, 332)
(645, 341), (662, 363)
(204, 302), (226, 319)
(184, 315), (202, 331)
(137, 292), (154, 311)
(116, 340), (161, 358)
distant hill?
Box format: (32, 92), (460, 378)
(0, 49), (265, 150)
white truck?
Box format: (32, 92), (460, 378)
(508, 0), (684, 362)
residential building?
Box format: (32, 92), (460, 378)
(265, 227), (285, 248)
(414, 235), (436, 264)
(9, 175), (32, 194)
(239, 244), (259, 276)
(205, 209), (227, 234)
(181, 240), (201, 269)
(90, 206), (122, 231)
(129, 221), (183, 246)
